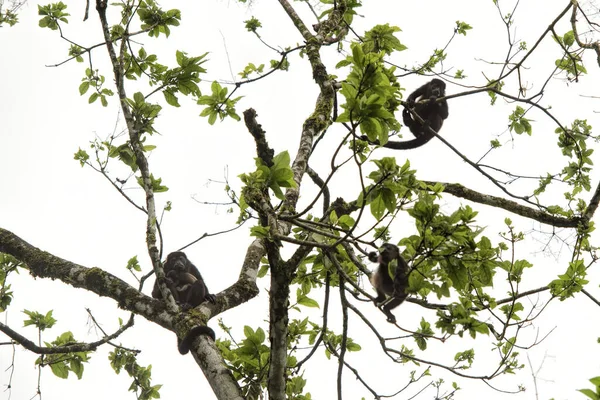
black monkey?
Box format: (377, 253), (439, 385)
(367, 243), (410, 323)
(164, 269), (207, 309)
(152, 251), (216, 354)
(364, 79), (449, 150)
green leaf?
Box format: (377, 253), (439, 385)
(578, 389), (599, 400)
(255, 327), (266, 343)
(257, 263), (268, 278)
(243, 325), (253, 338)
(564, 31), (575, 47)
(297, 296), (320, 308)
(78, 81), (90, 95)
(163, 90), (180, 107)
(50, 361), (69, 379)
(208, 111), (217, 125)
(346, 342), (362, 351)
(369, 191), (386, 220)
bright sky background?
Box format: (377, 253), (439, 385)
(1, 0), (600, 399)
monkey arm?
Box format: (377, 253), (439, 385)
(186, 263), (216, 302)
(151, 282), (162, 299)
(438, 101), (449, 119)
(370, 274), (387, 303)
(185, 259), (204, 282)
(181, 257), (216, 302)
(193, 275), (216, 304)
(406, 83), (428, 104)
(367, 251), (380, 263)
(177, 272), (197, 285)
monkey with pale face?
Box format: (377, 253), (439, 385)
(368, 243), (410, 323)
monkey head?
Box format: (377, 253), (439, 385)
(165, 251), (188, 272)
(379, 243), (400, 263)
(368, 243), (400, 265)
(427, 78), (446, 100)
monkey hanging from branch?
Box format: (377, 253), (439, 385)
(363, 78), (449, 150)
(367, 243), (411, 323)
(151, 251), (216, 354)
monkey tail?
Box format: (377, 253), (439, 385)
(359, 131), (434, 150)
(381, 135), (433, 150)
(178, 325), (216, 355)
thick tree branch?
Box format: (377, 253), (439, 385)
(95, 0), (169, 311)
(583, 180), (600, 222)
(571, 2), (600, 68)
(243, 108), (275, 167)
(425, 181), (583, 228)
(260, 3), (348, 399)
(0, 227), (262, 400)
(279, 0), (344, 213)
(0, 227), (173, 327)
(0, 317), (133, 354)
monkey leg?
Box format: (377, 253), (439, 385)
(380, 294), (407, 324)
(373, 289), (387, 305)
(381, 307), (396, 324)
(184, 280), (207, 308)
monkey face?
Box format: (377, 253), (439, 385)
(165, 251), (188, 272)
(428, 79), (446, 99)
(378, 243), (400, 263)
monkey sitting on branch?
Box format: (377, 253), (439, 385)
(152, 251), (216, 354)
(362, 78), (449, 150)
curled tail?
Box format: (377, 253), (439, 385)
(360, 130), (434, 150)
(178, 325), (216, 355)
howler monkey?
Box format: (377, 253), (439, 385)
(366, 78), (449, 150)
(152, 251), (216, 354)
(368, 243), (410, 323)
(164, 269), (209, 309)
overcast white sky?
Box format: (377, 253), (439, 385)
(1, 0), (600, 399)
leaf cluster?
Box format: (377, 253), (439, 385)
(217, 326), (271, 399)
(79, 68), (114, 107)
(136, 0), (181, 38)
(336, 43), (402, 145)
(38, 2), (69, 31)
(240, 151), (297, 206)
(0, 253), (21, 312)
(579, 376), (600, 400)
(358, 157), (417, 219)
(198, 81), (242, 125)
(553, 30), (588, 80)
(128, 93), (162, 134)
(548, 259), (589, 300)
(37, 331), (91, 380)
(110, 348), (162, 400)
(150, 51), (207, 107)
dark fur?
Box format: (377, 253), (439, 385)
(374, 79), (448, 150)
(368, 243), (410, 323)
(152, 251), (216, 354)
